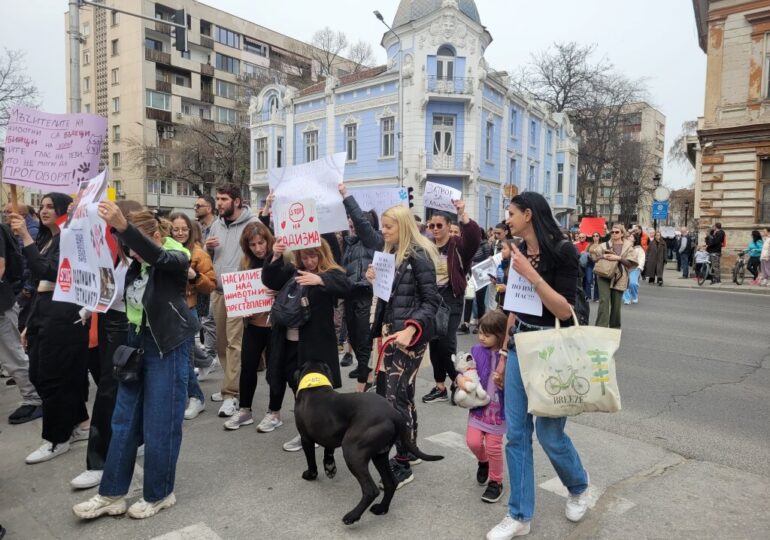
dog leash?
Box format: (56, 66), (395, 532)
(374, 335), (398, 375)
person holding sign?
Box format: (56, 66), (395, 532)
(10, 193), (91, 465)
(74, 203), (200, 520)
(487, 193), (590, 540)
(422, 200), (482, 405)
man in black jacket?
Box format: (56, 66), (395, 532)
(706, 222), (726, 283)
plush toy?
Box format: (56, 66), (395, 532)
(452, 351), (490, 409)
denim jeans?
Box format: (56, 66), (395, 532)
(187, 307), (205, 403)
(680, 252), (690, 278)
(99, 326), (188, 502)
(623, 268), (641, 303)
(505, 334), (588, 522)
(583, 262), (595, 300)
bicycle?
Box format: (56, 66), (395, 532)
(544, 367), (590, 396)
(732, 250), (747, 285)
(697, 257), (712, 286)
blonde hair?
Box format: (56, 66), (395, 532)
(293, 238), (343, 274)
(127, 210), (172, 239)
(381, 205), (439, 268)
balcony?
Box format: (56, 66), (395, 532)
(201, 91), (214, 104)
(427, 76), (474, 96)
(250, 110), (285, 125)
(146, 107), (172, 123)
(156, 80), (171, 93)
(201, 63), (214, 77)
(145, 48), (171, 65)
(200, 36), (214, 49)
(427, 152), (472, 172)
(155, 21), (172, 35)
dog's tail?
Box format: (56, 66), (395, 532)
(397, 422), (443, 462)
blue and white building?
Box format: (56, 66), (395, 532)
(249, 0), (579, 228)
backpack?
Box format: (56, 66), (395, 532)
(574, 261), (590, 326)
(0, 224), (24, 284)
(270, 276), (310, 328)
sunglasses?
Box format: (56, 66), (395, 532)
(611, 230), (621, 234)
(428, 223), (444, 230)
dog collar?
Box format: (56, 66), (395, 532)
(296, 373), (333, 394)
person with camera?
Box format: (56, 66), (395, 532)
(73, 202), (200, 520)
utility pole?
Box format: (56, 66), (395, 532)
(67, 0), (81, 113)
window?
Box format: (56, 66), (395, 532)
(510, 109), (517, 138)
(200, 20), (211, 36)
(432, 114), (455, 159)
(304, 130), (318, 163)
(112, 152), (121, 168)
(111, 68), (119, 85)
(760, 159), (770, 222)
(112, 125), (121, 142)
(111, 39), (119, 56)
(276, 136), (284, 167)
(113, 180), (123, 195)
(215, 26), (240, 48)
(381, 117), (395, 157)
(509, 158), (517, 185)
(546, 130), (553, 153)
(215, 53), (240, 74)
(485, 121), (494, 161)
(149, 179), (173, 195)
(83, 77), (90, 93)
(436, 45), (454, 80)
(81, 22), (90, 37)
(216, 106), (238, 125)
(484, 195), (492, 229)
(174, 74), (191, 87)
(216, 79), (237, 100)
(244, 37), (267, 57)
(255, 137), (268, 170)
(528, 164), (536, 191)
(83, 49), (90, 65)
(545, 170), (551, 194)
(345, 124), (357, 162)
(557, 163), (564, 193)
(84, 104), (91, 113)
(243, 62), (266, 79)
(145, 38), (162, 51)
(111, 10), (119, 25)
(146, 90), (171, 111)
(112, 97), (120, 113)
(570, 164), (577, 194)
(176, 181), (192, 197)
(529, 120), (537, 145)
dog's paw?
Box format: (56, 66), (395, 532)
(342, 511), (361, 525)
(302, 469), (318, 481)
(324, 460), (337, 479)
(369, 503), (389, 516)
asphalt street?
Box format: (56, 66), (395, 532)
(0, 286), (768, 539)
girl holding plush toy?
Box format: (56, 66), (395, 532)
(456, 310), (507, 504)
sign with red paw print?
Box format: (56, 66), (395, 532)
(274, 198), (321, 251)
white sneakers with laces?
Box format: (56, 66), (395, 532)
(70, 426), (90, 443)
(210, 392), (223, 402)
(565, 471), (591, 522)
(256, 412), (283, 433)
(127, 493), (176, 519)
(184, 398), (205, 420)
(486, 515), (531, 539)
(25, 440), (70, 464)
(224, 410), (254, 430)
(218, 397), (238, 417)
(71, 469), (103, 490)
(73, 494), (127, 519)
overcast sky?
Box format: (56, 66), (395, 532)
(0, 0), (705, 189)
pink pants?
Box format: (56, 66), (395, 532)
(466, 425), (504, 483)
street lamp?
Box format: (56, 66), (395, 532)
(684, 200), (690, 228)
(374, 10), (404, 187)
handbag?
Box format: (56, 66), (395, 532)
(435, 297), (451, 337)
(113, 344), (144, 383)
(593, 242), (618, 279)
(513, 308), (622, 417)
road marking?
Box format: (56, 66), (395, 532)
(425, 430), (474, 457)
(538, 476), (635, 514)
(151, 523), (223, 540)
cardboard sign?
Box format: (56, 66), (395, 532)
(503, 268), (543, 317)
(273, 198), (321, 251)
(268, 152), (348, 234)
(423, 181), (461, 214)
(221, 269), (273, 317)
(54, 170), (117, 313)
(1, 106), (107, 193)
(579, 217), (606, 236)
(347, 186), (408, 228)
(372, 251), (396, 301)
(470, 257), (498, 291)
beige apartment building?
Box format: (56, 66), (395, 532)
(692, 0), (770, 249)
(65, 0), (353, 212)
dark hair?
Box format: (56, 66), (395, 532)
(478, 310), (508, 347)
(413, 214), (422, 223)
(429, 210), (455, 225)
(715, 222), (722, 229)
(198, 194), (217, 215)
(751, 230), (761, 243)
(494, 222), (507, 231)
(366, 209), (379, 230)
(36, 192), (73, 249)
(240, 221), (275, 269)
(509, 192), (564, 262)
(216, 183), (242, 207)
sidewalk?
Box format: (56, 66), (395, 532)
(660, 264), (770, 294)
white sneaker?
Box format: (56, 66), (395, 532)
(486, 514), (531, 539)
(26, 440), (70, 464)
(211, 392), (224, 402)
(256, 412), (283, 433)
(127, 493), (176, 519)
(184, 398), (205, 420)
(70, 426), (90, 443)
(197, 360), (219, 382)
(282, 434), (303, 452)
(218, 397), (238, 417)
(224, 410), (254, 430)
(565, 472), (591, 522)
(71, 469), (103, 490)
(73, 494), (127, 519)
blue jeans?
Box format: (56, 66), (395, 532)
(623, 268), (641, 303)
(99, 326), (188, 502)
(505, 333), (588, 522)
(680, 252), (690, 278)
(584, 262), (595, 300)
(187, 307), (205, 403)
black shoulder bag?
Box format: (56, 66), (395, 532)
(113, 314), (145, 383)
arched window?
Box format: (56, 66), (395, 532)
(267, 94), (278, 114)
(437, 45), (455, 80)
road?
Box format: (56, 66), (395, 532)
(0, 286), (768, 539)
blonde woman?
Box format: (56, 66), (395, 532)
(592, 224), (638, 328)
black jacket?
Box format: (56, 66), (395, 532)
(707, 229), (725, 254)
(342, 196), (377, 291)
(116, 224), (200, 355)
(262, 259), (351, 388)
(472, 239), (493, 265)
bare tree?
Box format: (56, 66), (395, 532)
(668, 119), (698, 169)
(347, 40), (375, 72)
(310, 27), (349, 77)
(0, 48), (40, 131)
(613, 139), (660, 226)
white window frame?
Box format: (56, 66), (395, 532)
(112, 125), (121, 142)
(111, 68), (119, 85)
(381, 117), (395, 158)
(509, 157), (517, 185)
(528, 164), (536, 191)
(557, 163), (564, 193)
(529, 121), (537, 146)
(255, 137), (268, 171)
(510, 109), (517, 138)
(146, 90), (171, 111)
(112, 152), (121, 168)
(345, 124), (357, 162)
(111, 39), (119, 56)
(485, 121), (494, 161)
(112, 97), (120, 114)
(83, 77), (90, 93)
(176, 181), (192, 197)
(304, 130), (318, 163)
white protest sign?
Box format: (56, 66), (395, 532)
(660, 226), (677, 239)
(273, 198), (322, 251)
(503, 268), (543, 316)
(372, 251), (396, 302)
(470, 257), (498, 291)
(221, 269), (273, 317)
(348, 186), (409, 227)
(54, 170), (118, 313)
(268, 152), (348, 234)
(1, 106), (107, 193)
(423, 181), (461, 214)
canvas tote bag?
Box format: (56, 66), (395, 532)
(513, 309), (622, 417)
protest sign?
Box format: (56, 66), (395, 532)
(470, 258), (498, 291)
(1, 106), (107, 193)
(347, 186), (408, 227)
(660, 226), (677, 239)
(268, 152), (347, 233)
(221, 269), (273, 317)
(273, 198), (321, 251)
(423, 181), (461, 214)
(579, 217), (606, 236)
(54, 170), (117, 313)
(372, 251), (396, 302)
(503, 268), (543, 317)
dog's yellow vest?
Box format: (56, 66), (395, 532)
(296, 373), (333, 394)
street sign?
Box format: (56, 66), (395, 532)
(652, 201), (669, 220)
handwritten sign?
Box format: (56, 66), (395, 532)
(1, 106), (107, 193)
(274, 198), (321, 251)
(423, 181), (461, 214)
(268, 152), (348, 234)
(347, 186), (408, 228)
(221, 269), (273, 317)
(372, 251), (396, 301)
(503, 267), (543, 316)
(470, 257), (498, 291)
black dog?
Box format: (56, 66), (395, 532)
(294, 362), (443, 525)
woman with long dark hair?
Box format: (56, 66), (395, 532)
(747, 230), (763, 284)
(487, 192), (590, 540)
(10, 193), (90, 465)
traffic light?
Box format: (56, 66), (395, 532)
(407, 186), (414, 208)
(173, 8), (188, 53)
